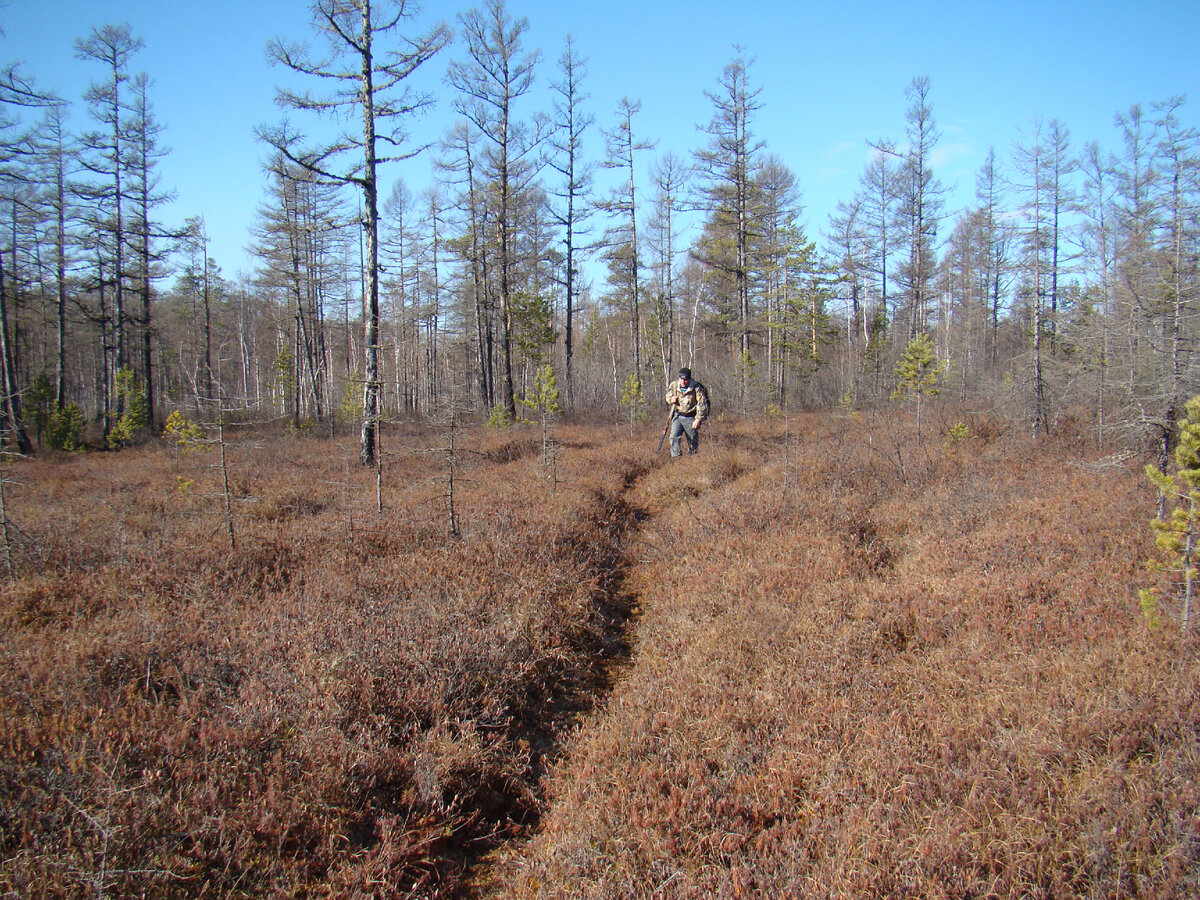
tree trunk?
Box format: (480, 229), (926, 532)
(358, 6), (381, 466)
(0, 252), (32, 453)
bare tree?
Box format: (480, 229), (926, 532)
(827, 197), (867, 365)
(850, 149), (901, 398)
(601, 97), (654, 387)
(647, 151), (690, 387)
(694, 50), (763, 402)
(894, 76), (945, 342)
(1113, 102), (1161, 435)
(253, 154), (347, 426)
(262, 0), (450, 466)
(546, 35), (594, 410)
(31, 103), (77, 410)
(446, 0), (542, 421)
(974, 148), (1013, 368)
(381, 178), (420, 413)
(754, 154), (803, 401)
(181, 216), (218, 410)
(413, 185), (447, 413)
(0, 61), (57, 452)
(126, 72), (172, 431)
(75, 23), (144, 433)
(1012, 118), (1071, 436)
(437, 120), (495, 408)
(1152, 98), (1200, 468)
(1044, 120), (1076, 357)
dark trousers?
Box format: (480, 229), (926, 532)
(669, 415), (698, 456)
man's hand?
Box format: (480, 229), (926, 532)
(693, 420), (702, 431)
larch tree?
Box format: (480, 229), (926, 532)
(647, 151), (690, 387)
(1113, 102), (1161, 440)
(753, 154), (803, 403)
(861, 148), (900, 331)
(1079, 139), (1118, 446)
(31, 103), (77, 410)
(262, 0), (450, 466)
(938, 207), (988, 395)
(437, 119), (495, 408)
(1150, 97), (1200, 473)
(852, 148), (901, 397)
(600, 97), (653, 387)
(778, 237), (838, 406)
(447, 0), (542, 422)
(126, 71), (171, 431)
(75, 23), (144, 433)
(1011, 118), (1075, 435)
(0, 153), (40, 445)
(419, 184), (447, 412)
(974, 147), (1012, 368)
(827, 196), (868, 374)
(1043, 119), (1076, 357)
(381, 177), (432, 415)
(179, 216), (222, 412)
(0, 62), (57, 452)
(694, 50), (764, 403)
(252, 155), (347, 426)
(896, 76), (944, 343)
(509, 181), (559, 396)
(546, 35), (594, 410)
(1013, 118), (1052, 436)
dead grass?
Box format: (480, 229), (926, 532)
(0, 422), (655, 897)
(488, 411), (1200, 899)
(2, 410), (1195, 898)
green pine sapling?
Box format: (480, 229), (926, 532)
(620, 373), (646, 436)
(892, 333), (943, 442)
(1140, 394), (1200, 632)
(108, 366), (149, 449)
(530, 365), (561, 476)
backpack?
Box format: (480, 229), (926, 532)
(695, 381), (711, 419)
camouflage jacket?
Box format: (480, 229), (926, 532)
(665, 379), (709, 424)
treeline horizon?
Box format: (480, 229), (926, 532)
(1, 0), (1197, 460)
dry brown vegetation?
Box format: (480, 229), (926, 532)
(2, 409), (1198, 898)
(1, 422), (652, 897)
(487, 411), (1200, 899)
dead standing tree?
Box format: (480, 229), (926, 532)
(260, 0), (449, 466)
(446, 0), (543, 423)
(1, 63), (58, 453)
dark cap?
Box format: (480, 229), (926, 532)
(678, 367), (691, 379)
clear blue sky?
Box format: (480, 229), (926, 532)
(3, 0), (1198, 280)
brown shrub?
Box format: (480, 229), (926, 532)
(0, 424), (656, 897)
(488, 409), (1200, 899)
(4, 411), (1195, 899)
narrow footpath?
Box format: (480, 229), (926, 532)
(455, 467), (654, 898)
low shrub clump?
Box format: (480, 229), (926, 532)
(490, 411), (1200, 898)
(4, 409), (1196, 898)
(0, 422), (653, 897)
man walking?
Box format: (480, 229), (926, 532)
(664, 367), (709, 457)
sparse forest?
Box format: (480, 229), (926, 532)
(2, 0), (1200, 897)
(0, 1), (1196, 454)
